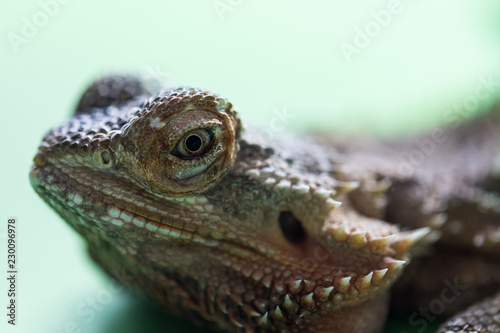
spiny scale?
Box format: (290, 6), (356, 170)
(31, 75), (500, 333)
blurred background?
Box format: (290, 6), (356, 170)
(2, 1), (500, 332)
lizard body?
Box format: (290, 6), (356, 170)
(31, 76), (500, 332)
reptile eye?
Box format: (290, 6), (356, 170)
(172, 129), (214, 159)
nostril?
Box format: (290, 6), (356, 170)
(279, 211), (306, 243)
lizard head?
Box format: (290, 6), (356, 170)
(30, 76), (428, 332)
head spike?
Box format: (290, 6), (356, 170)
(334, 180), (360, 194)
(386, 259), (406, 272)
(348, 231), (368, 248)
(288, 279), (303, 293)
(333, 222), (348, 241)
(315, 286), (334, 301)
(336, 276), (351, 292)
(313, 188), (334, 199)
(301, 292), (315, 309)
(272, 306), (284, 320)
(372, 268), (388, 284)
(391, 227), (431, 253)
(284, 294), (298, 314)
(258, 312), (269, 327)
(369, 235), (395, 254)
(355, 272), (373, 291)
(326, 198), (342, 209)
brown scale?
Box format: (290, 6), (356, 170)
(31, 75), (500, 333)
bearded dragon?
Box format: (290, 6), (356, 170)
(30, 75), (500, 333)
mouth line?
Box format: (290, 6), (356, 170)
(30, 161), (409, 309)
(30, 163), (210, 235)
(32, 163), (408, 261)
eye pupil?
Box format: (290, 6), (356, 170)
(185, 135), (202, 152)
(171, 128), (214, 159)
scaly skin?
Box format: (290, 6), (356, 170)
(30, 76), (500, 333)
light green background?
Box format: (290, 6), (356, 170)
(2, 1), (500, 332)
